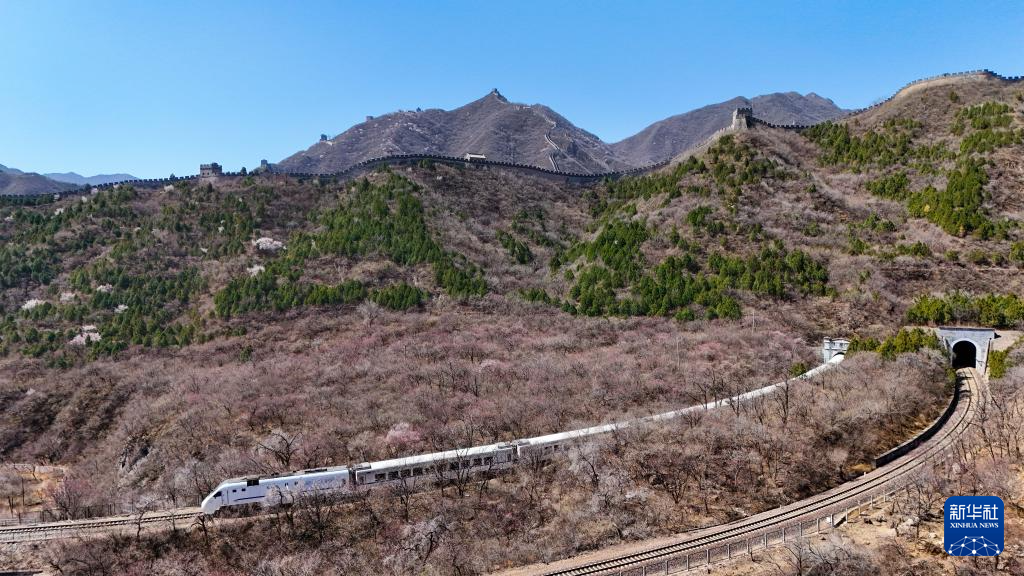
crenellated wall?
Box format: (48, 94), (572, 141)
(11, 70), (1022, 199)
(746, 69), (1024, 132)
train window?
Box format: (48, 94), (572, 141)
(240, 488), (246, 492)
(461, 460), (470, 469)
(400, 469), (411, 478)
(213, 491), (221, 498)
(231, 489), (237, 493)
(413, 468), (423, 476)
(375, 473), (386, 482)
(388, 471), (399, 480)
(472, 458), (482, 466)
(449, 462), (459, 471)
(483, 457), (493, 465)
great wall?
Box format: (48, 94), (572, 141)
(7, 69), (1023, 201)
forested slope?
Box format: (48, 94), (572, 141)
(1, 72), (1023, 575)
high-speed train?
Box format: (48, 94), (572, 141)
(201, 354), (843, 515)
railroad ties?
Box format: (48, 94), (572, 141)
(535, 368), (982, 576)
(0, 508), (200, 544)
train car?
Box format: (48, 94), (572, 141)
(201, 467), (351, 515)
(350, 442), (516, 488)
(200, 356), (845, 515)
(513, 421), (622, 463)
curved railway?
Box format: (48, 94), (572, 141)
(1, 358), (843, 541)
(1, 367), (981, 562)
(508, 368), (982, 576)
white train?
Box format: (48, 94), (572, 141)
(201, 354), (843, 515)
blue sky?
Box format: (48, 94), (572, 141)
(2, 1), (1022, 178)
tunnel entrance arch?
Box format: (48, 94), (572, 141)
(951, 340), (977, 369)
(936, 327), (995, 372)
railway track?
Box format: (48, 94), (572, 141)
(0, 508), (200, 544)
(521, 368), (982, 576)
(0, 368), (980, 568)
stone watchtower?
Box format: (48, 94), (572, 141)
(731, 108), (753, 131)
(200, 163), (223, 178)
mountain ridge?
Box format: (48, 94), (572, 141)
(0, 168), (74, 196)
(277, 89), (846, 175)
(0, 164), (138, 195)
(277, 89), (632, 175)
(44, 171), (139, 186)
(610, 92), (846, 166)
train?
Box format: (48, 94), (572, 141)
(200, 353), (844, 515)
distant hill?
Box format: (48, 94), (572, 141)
(0, 166), (75, 196)
(278, 89), (631, 174)
(609, 92), (846, 166)
(278, 90), (845, 174)
(0, 164), (136, 195)
(44, 171), (138, 186)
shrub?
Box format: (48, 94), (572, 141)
(686, 206), (725, 237)
(370, 283), (427, 311)
(803, 118), (946, 169)
(989, 349), (1010, 378)
(1010, 241), (1024, 266)
(866, 172), (910, 201)
(496, 230), (534, 264)
(518, 288), (556, 305)
(707, 241), (830, 298)
(906, 292), (1024, 328)
(847, 328), (941, 359)
(954, 102), (1022, 155)
(906, 160), (1005, 238)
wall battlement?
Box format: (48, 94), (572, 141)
(9, 69), (1022, 199)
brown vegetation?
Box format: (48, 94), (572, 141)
(713, 343), (1024, 576)
(1, 351), (949, 575)
(1, 74), (1022, 574)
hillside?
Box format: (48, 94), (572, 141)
(1, 71), (1023, 575)
(276, 90), (844, 175)
(610, 92), (845, 166)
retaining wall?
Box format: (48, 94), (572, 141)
(874, 375), (961, 467)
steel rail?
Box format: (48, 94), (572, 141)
(0, 509), (200, 544)
(534, 368), (980, 576)
(1, 360), (841, 542)
(1, 369), (979, 559)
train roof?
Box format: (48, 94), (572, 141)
(512, 355), (843, 446)
(224, 465), (350, 485)
(217, 356), (842, 485)
(362, 442), (514, 471)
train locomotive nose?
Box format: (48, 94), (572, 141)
(201, 489), (224, 515)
